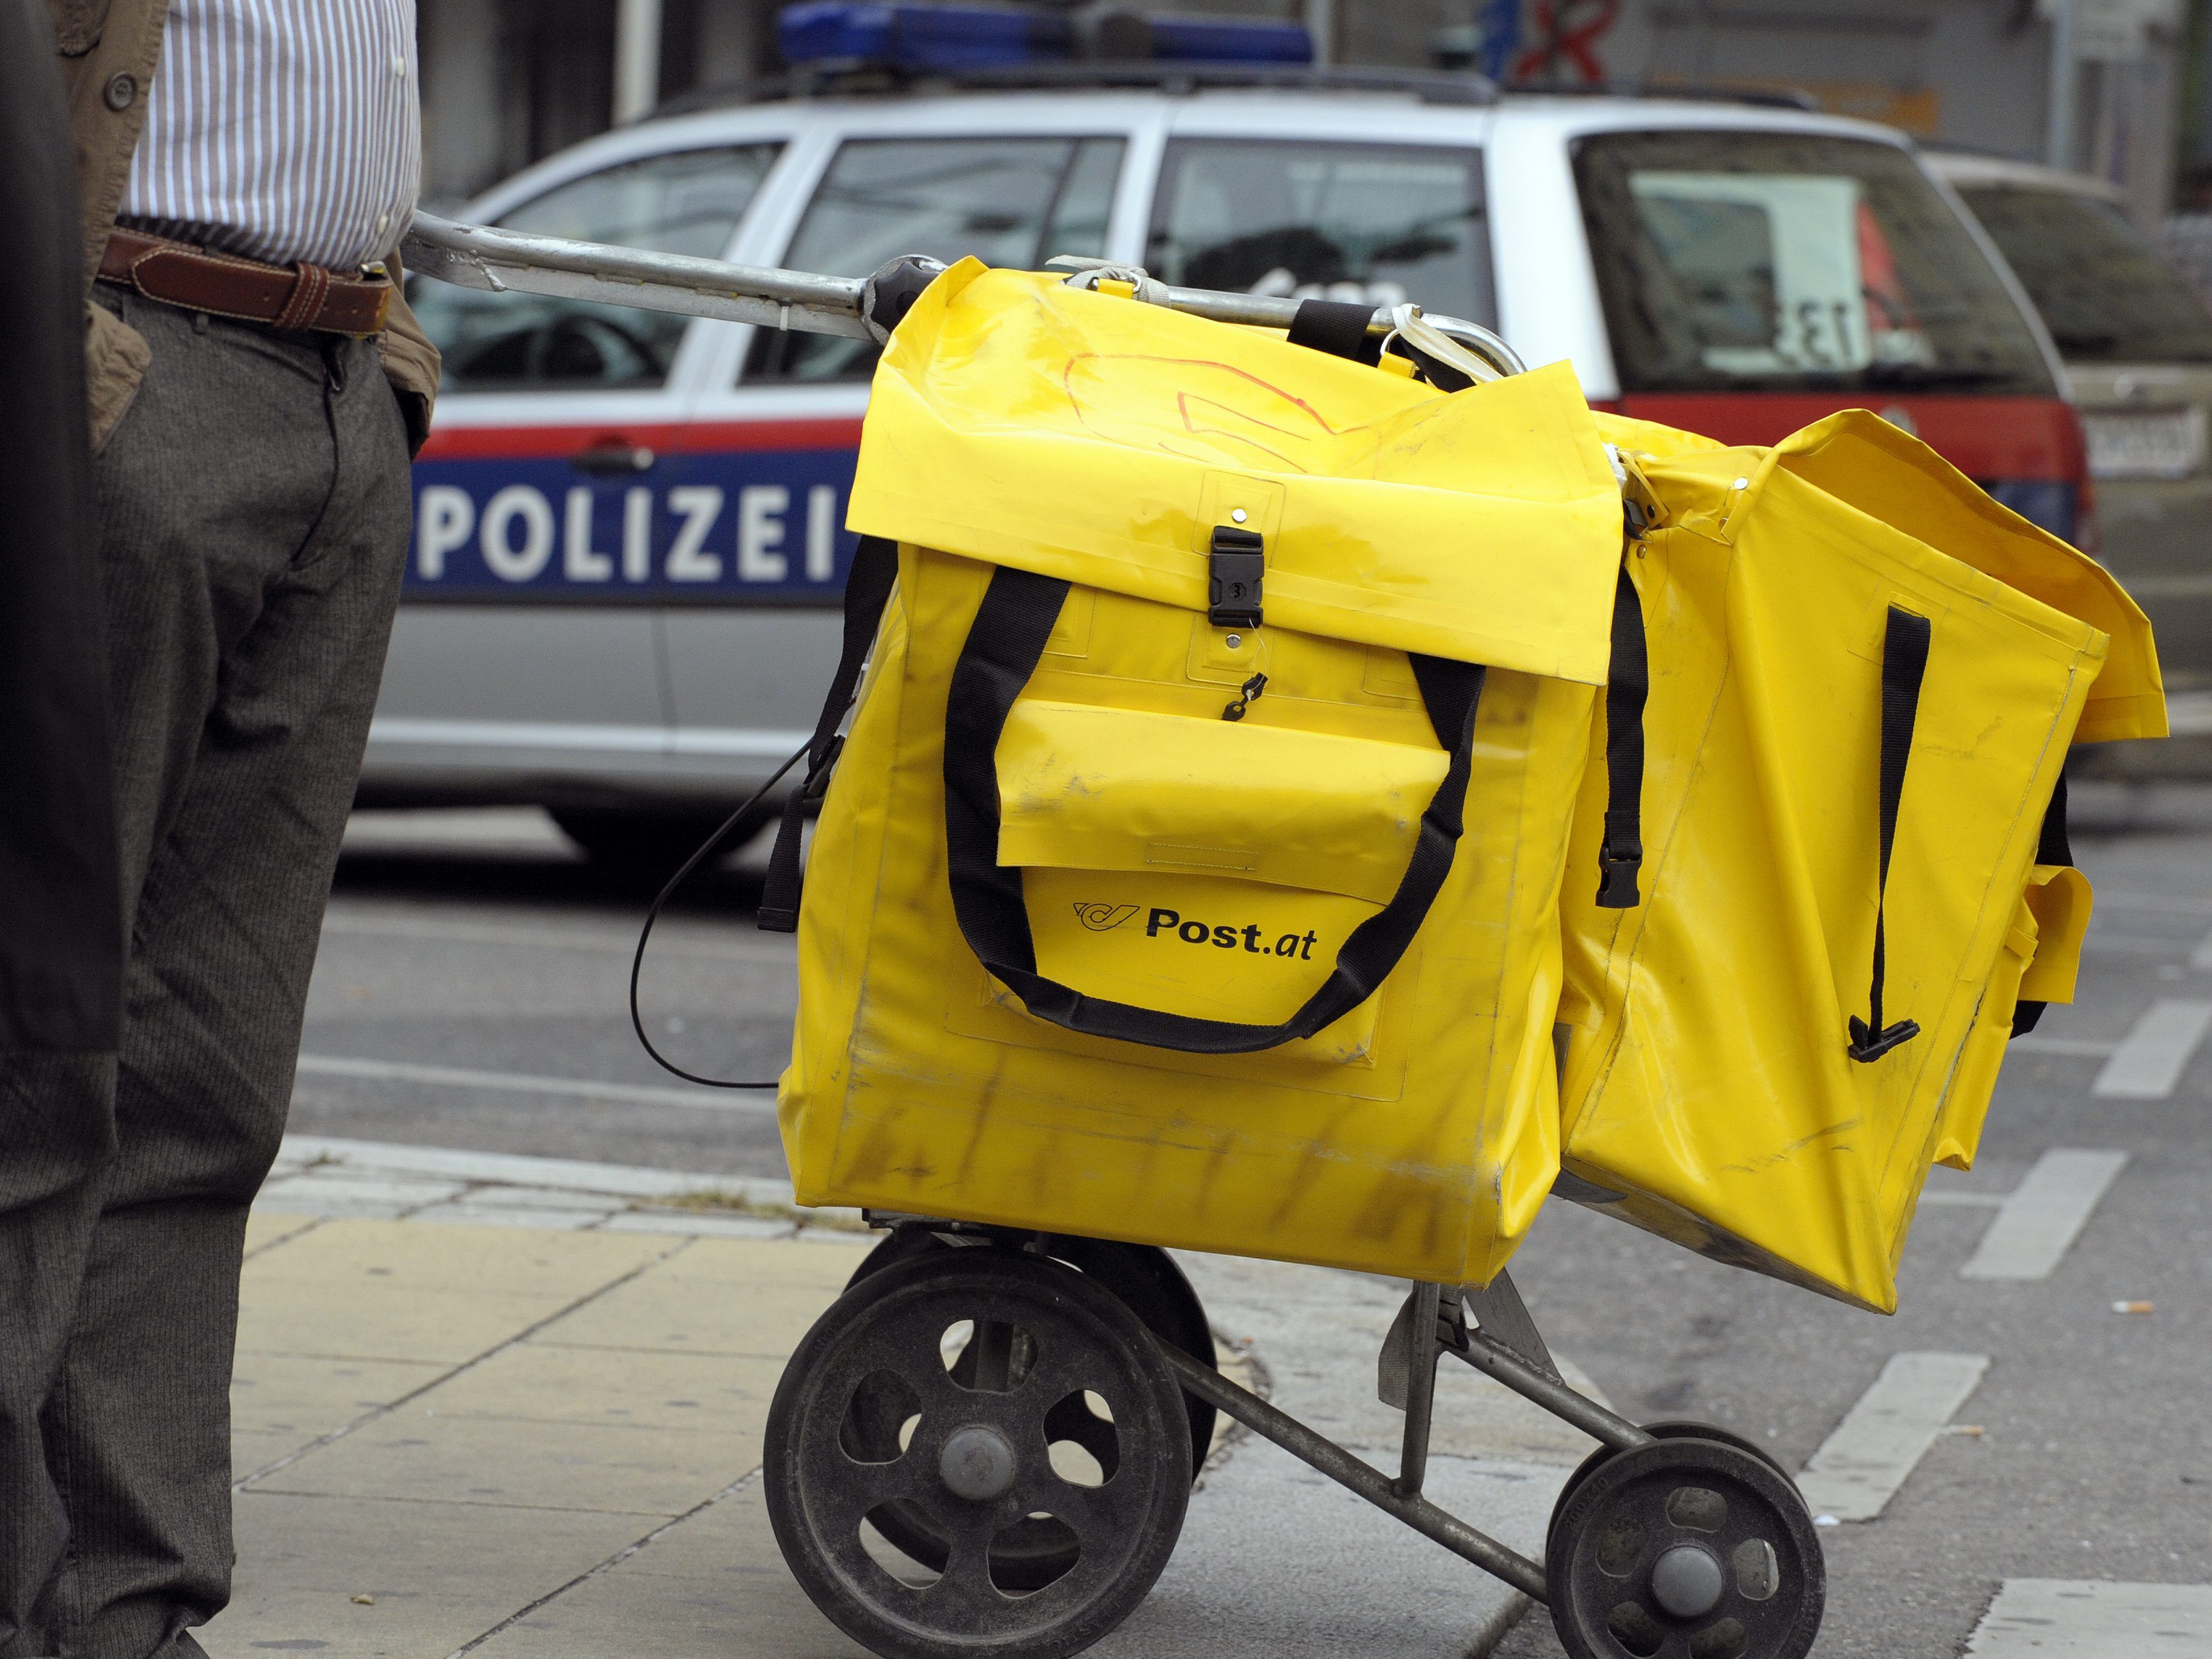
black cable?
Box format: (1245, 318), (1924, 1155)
(628, 736), (812, 1087)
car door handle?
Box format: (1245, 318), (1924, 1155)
(574, 439), (657, 476)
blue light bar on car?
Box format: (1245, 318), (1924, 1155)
(778, 3), (1314, 74)
(1147, 17), (1310, 62)
(780, 3), (1054, 71)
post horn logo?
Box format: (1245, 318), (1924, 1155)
(1072, 903), (1139, 932)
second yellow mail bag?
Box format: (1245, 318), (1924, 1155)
(1555, 410), (2161, 1311)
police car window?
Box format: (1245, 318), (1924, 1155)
(1574, 131), (2053, 396)
(1145, 141), (1494, 323)
(410, 145), (780, 391)
(1957, 184), (2212, 364)
(747, 136), (1126, 384)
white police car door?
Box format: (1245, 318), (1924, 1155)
(661, 104), (1154, 772)
(387, 140), (784, 801)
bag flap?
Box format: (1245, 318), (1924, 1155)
(2019, 863), (2094, 1004)
(849, 261), (1623, 683)
(1769, 412), (2165, 742)
(995, 699), (1445, 906)
(1594, 410), (1729, 464)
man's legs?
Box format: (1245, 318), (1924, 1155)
(0, 1059), (111, 1659)
(0, 0), (126, 1642)
(42, 290), (412, 1659)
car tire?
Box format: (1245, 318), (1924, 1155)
(549, 805), (771, 874)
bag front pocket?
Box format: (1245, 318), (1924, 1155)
(997, 699), (1445, 905)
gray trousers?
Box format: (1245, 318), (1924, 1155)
(0, 287), (411, 1659)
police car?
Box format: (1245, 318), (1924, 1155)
(377, 3), (2079, 866)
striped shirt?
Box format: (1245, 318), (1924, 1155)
(118, 0), (421, 273)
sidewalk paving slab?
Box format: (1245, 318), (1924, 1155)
(229, 1491), (660, 1659)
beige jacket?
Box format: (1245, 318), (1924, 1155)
(51, 0), (442, 452)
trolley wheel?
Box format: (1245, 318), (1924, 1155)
(839, 1231), (1211, 1594)
(1547, 1436), (1823, 1659)
(766, 1249), (1191, 1659)
(1547, 1421), (1791, 1563)
(850, 1227), (1218, 1477)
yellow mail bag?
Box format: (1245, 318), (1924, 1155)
(1556, 410), (2162, 1311)
(768, 263), (1621, 1285)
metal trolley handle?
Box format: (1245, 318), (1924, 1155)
(400, 210), (1528, 378)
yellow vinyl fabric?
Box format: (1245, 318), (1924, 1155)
(777, 262), (1623, 1284)
(1557, 410), (2162, 1312)
(1936, 862), (2094, 1171)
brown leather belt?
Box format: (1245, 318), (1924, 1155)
(98, 228), (393, 337)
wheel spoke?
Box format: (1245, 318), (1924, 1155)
(1021, 1335), (1126, 1403)
(800, 1441), (930, 1539)
(930, 1509), (1002, 1599)
(1034, 1471), (1146, 1539)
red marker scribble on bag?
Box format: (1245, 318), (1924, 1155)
(1061, 353), (1380, 474)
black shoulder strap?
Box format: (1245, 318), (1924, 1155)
(2035, 767), (2072, 867)
(1594, 565), (1648, 909)
(2010, 765), (2072, 1037)
(941, 563), (1485, 1056)
(1286, 297), (1384, 366)
(1848, 605), (1932, 1062)
(756, 535), (898, 933)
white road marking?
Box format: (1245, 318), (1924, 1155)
(1960, 1149), (2129, 1281)
(292, 1053), (779, 1115)
(2087, 934), (2209, 957)
(1795, 1352), (1989, 1522)
(2165, 688), (2212, 736)
(2191, 926), (2212, 973)
(1966, 1579), (2212, 1656)
(320, 907), (789, 962)
(2009, 1035), (2119, 1058)
(2092, 999), (2212, 1097)
(2086, 891), (2212, 918)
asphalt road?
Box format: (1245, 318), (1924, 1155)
(304, 807), (800, 1176)
(307, 785), (2212, 1658)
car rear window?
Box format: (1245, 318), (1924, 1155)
(1574, 131), (2053, 396)
(412, 144), (781, 391)
(1953, 184), (2212, 364)
(747, 135), (1126, 384)
(1146, 140), (1492, 323)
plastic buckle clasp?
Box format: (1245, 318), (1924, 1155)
(1208, 526), (1264, 629)
(1594, 838), (1643, 909)
(800, 733), (845, 802)
(1846, 1016), (1921, 1063)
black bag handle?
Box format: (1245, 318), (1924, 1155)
(941, 563), (1487, 1056)
(1286, 297), (1383, 365)
(1847, 605), (1931, 1062)
(1594, 565), (1648, 908)
(757, 535), (899, 932)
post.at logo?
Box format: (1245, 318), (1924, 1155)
(1072, 903), (1139, 932)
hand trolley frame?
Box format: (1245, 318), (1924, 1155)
(406, 213), (1829, 1659)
